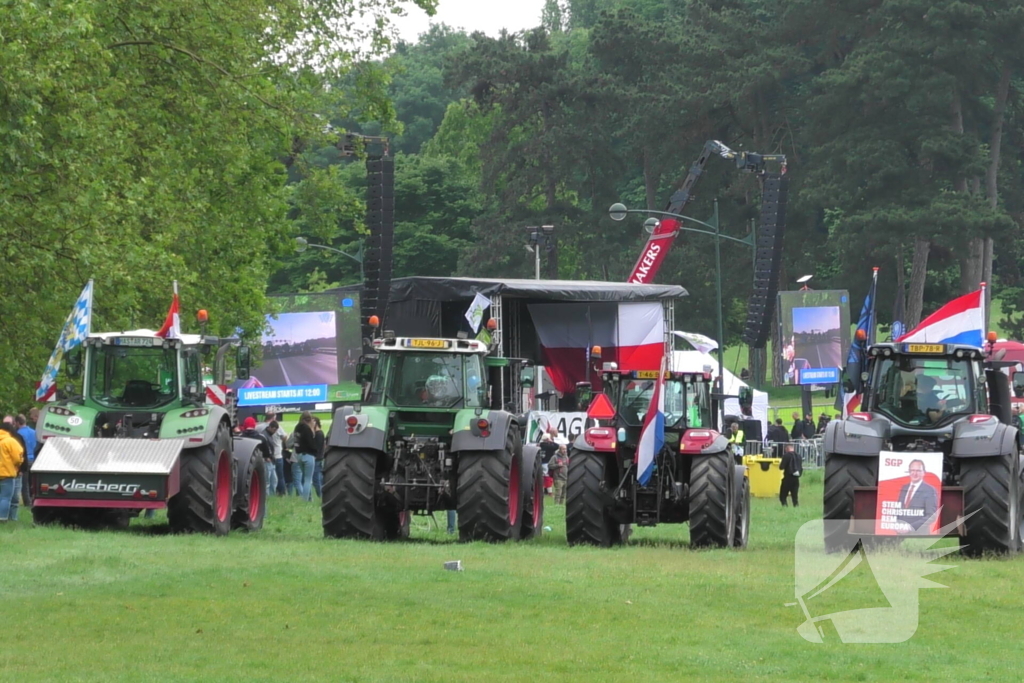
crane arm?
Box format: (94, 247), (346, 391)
(626, 140), (785, 285)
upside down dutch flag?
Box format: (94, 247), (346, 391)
(897, 289), (984, 347)
(635, 358), (666, 486)
(156, 282), (181, 339)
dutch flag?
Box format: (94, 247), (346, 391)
(635, 358), (666, 486)
(897, 289), (984, 347)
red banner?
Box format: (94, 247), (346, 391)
(627, 218), (679, 284)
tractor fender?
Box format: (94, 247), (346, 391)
(326, 405), (389, 452)
(452, 410), (517, 452)
(568, 427), (617, 454)
(951, 420), (1018, 458)
(571, 432), (596, 453)
(823, 416), (888, 457)
(231, 436), (264, 487)
(680, 430), (730, 455)
(188, 406), (232, 447)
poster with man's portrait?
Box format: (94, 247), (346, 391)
(875, 451), (943, 535)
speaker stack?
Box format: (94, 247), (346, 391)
(362, 155), (395, 353)
(741, 173), (787, 348)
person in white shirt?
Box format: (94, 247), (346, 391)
(256, 413), (287, 496)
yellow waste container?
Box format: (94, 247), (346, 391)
(743, 454), (783, 498)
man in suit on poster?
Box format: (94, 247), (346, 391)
(896, 459), (938, 532)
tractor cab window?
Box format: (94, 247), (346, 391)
(182, 350), (201, 393)
(685, 380), (711, 428)
(615, 378), (686, 428)
(382, 352), (481, 409)
(873, 356), (977, 426)
(89, 344), (179, 409)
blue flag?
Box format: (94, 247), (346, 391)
(36, 281), (93, 401)
(844, 270), (878, 398)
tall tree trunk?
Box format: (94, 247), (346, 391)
(908, 236), (931, 327)
(894, 243), (906, 321)
(961, 240), (984, 293)
(643, 147), (659, 211)
(952, 89), (984, 293)
(983, 64), (1011, 327)
(748, 346), (766, 389)
(986, 65), (1011, 209)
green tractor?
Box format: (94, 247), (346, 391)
(31, 328), (266, 535)
(322, 334), (543, 542)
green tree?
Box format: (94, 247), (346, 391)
(0, 0), (433, 411)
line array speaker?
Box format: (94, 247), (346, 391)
(361, 155), (395, 353)
(742, 173), (787, 348)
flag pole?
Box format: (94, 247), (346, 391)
(86, 278), (94, 337)
(869, 267), (879, 345)
(980, 281), (987, 336)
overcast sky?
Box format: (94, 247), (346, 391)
(392, 0), (548, 42)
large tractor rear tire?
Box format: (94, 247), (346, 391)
(822, 454), (877, 553)
(168, 423), (234, 536)
(689, 451), (735, 548)
(732, 468), (750, 549)
(959, 453), (1023, 556)
(322, 448), (397, 540)
(566, 451), (621, 547)
(521, 448), (545, 540)
(232, 450), (267, 532)
(457, 432), (523, 542)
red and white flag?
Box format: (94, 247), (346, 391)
(156, 281), (181, 338)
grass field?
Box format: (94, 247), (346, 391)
(2, 471), (1020, 682)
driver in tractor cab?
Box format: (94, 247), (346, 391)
(900, 373), (945, 423)
(423, 374), (457, 407)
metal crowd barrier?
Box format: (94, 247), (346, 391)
(745, 438), (825, 469)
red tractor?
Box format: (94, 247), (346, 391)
(566, 367), (749, 548)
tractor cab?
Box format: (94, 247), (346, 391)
(367, 337), (489, 410)
(587, 368), (714, 449)
(859, 343), (993, 430)
(866, 345), (984, 428)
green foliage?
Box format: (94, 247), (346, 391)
(0, 0), (432, 412)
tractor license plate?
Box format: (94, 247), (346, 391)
(634, 370), (662, 379)
(906, 344), (945, 354)
(407, 339), (449, 349)
(114, 337), (156, 347)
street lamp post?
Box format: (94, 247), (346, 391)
(608, 202), (755, 415)
(524, 225), (555, 280)
(295, 236), (364, 282)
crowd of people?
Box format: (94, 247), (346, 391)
(237, 411), (327, 501)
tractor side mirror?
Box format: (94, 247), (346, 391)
(356, 357), (376, 385)
(519, 365), (535, 389)
(236, 346), (251, 380)
(65, 348), (82, 379)
(575, 382), (593, 411)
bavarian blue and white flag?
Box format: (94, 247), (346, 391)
(36, 280), (93, 401)
(464, 292), (491, 333)
(635, 357), (666, 486)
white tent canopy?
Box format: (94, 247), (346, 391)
(670, 349), (769, 440)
